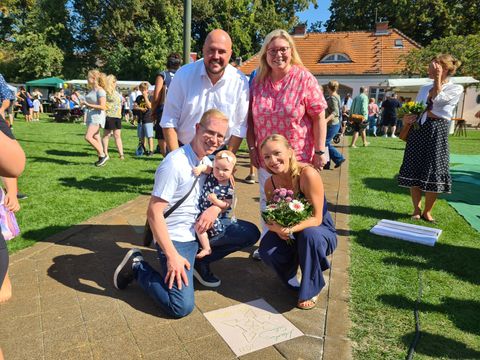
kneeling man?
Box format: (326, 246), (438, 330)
(114, 109), (259, 318)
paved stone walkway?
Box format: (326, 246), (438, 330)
(1, 144), (351, 360)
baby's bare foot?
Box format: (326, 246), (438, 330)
(0, 273), (12, 303)
(196, 248), (212, 259)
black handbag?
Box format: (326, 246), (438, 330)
(142, 176), (199, 247)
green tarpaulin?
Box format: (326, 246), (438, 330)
(26, 77), (64, 89)
(444, 154), (480, 232)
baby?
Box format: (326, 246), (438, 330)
(193, 150), (236, 258)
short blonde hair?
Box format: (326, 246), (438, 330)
(255, 29), (304, 84)
(138, 82), (149, 92)
(199, 108), (228, 126)
(327, 80), (339, 92)
(433, 54), (461, 76)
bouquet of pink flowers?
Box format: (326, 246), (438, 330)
(262, 188), (313, 244)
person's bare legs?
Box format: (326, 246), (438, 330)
(85, 125), (105, 156)
(0, 272), (12, 303)
(410, 186), (422, 219)
(423, 192), (438, 221)
(102, 129), (112, 157)
(391, 126), (397, 137)
(195, 230), (212, 259)
(113, 129), (124, 158)
(361, 129), (369, 146)
(148, 137), (154, 153)
(351, 131), (359, 147)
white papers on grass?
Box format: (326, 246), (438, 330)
(204, 298), (303, 356)
(370, 219), (441, 246)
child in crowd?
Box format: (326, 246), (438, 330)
(193, 150), (236, 258)
(134, 82), (154, 156)
(32, 96), (41, 121)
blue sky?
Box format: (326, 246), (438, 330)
(296, 2), (332, 30)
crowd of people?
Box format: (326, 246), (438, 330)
(0, 26), (464, 321)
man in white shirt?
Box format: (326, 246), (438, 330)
(161, 29), (249, 153)
(114, 109), (259, 318)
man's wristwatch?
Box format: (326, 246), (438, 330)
(315, 150), (325, 155)
(249, 146), (256, 151)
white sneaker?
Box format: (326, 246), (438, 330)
(382, 134), (388, 138)
(391, 134), (397, 138)
(252, 249), (262, 260)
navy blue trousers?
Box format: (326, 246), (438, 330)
(259, 222), (337, 301)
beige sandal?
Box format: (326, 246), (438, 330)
(297, 295), (318, 310)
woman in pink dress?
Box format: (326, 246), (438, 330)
(367, 98), (380, 136)
(246, 29), (328, 259)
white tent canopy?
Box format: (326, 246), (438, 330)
(380, 76), (478, 90)
(66, 80), (153, 91)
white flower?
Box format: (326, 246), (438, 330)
(289, 200), (304, 212)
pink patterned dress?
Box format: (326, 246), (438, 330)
(251, 65), (327, 168)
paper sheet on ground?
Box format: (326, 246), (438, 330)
(204, 298), (303, 356)
(370, 219), (441, 246)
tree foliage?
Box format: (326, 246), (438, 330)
(326, 0), (480, 46)
(0, 0), (316, 82)
(401, 34), (480, 81)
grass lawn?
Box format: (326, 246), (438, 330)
(348, 130), (480, 359)
(8, 115), (161, 253)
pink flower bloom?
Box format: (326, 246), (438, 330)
(279, 189), (287, 198)
(289, 200), (305, 212)
(266, 204), (277, 211)
(273, 189), (280, 194)
(285, 197), (293, 202)
(287, 189), (294, 196)
(273, 195), (281, 203)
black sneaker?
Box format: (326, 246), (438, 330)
(113, 248), (143, 290)
(95, 155), (109, 167)
(244, 174), (256, 184)
(334, 158), (346, 168)
(17, 192), (28, 200)
(146, 151), (154, 157)
(193, 262), (221, 287)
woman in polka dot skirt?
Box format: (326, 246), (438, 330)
(398, 54), (463, 223)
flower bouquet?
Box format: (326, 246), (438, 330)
(262, 188), (313, 244)
(398, 101), (426, 130)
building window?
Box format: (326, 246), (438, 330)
(369, 87), (387, 104)
(394, 39), (404, 48)
(320, 53), (351, 63)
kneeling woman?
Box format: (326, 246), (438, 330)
(259, 134), (337, 310)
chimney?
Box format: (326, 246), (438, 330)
(292, 23), (307, 37)
(375, 21), (390, 35)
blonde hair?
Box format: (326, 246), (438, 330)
(87, 69), (107, 90)
(369, 98), (375, 103)
(104, 74), (117, 96)
(215, 150), (237, 166)
(199, 108), (228, 126)
(433, 54), (461, 76)
(260, 134), (302, 190)
(327, 80), (339, 92)
(138, 81), (149, 92)
(255, 29), (304, 84)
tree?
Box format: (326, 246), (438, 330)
(308, 20), (323, 33)
(401, 34), (480, 81)
(326, 0), (480, 46)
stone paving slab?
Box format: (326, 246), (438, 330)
(1, 143), (352, 359)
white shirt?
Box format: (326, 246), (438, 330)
(129, 90), (141, 110)
(33, 99), (41, 112)
(151, 144), (211, 243)
(416, 80), (463, 123)
(160, 59), (249, 145)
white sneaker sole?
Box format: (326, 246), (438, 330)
(113, 248), (138, 289)
(193, 269), (221, 288)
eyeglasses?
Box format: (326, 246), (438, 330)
(267, 47), (290, 56)
(200, 123), (225, 142)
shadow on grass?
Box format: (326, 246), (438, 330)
(45, 149), (89, 157)
(362, 176), (405, 195)
(401, 331), (480, 359)
(354, 229), (480, 285)
(22, 224), (295, 319)
(30, 156), (85, 165)
(59, 176), (152, 194)
(379, 294), (480, 336)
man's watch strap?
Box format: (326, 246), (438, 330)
(315, 150), (325, 155)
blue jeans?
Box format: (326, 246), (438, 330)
(134, 219), (259, 318)
(326, 123), (344, 165)
(368, 115), (378, 135)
